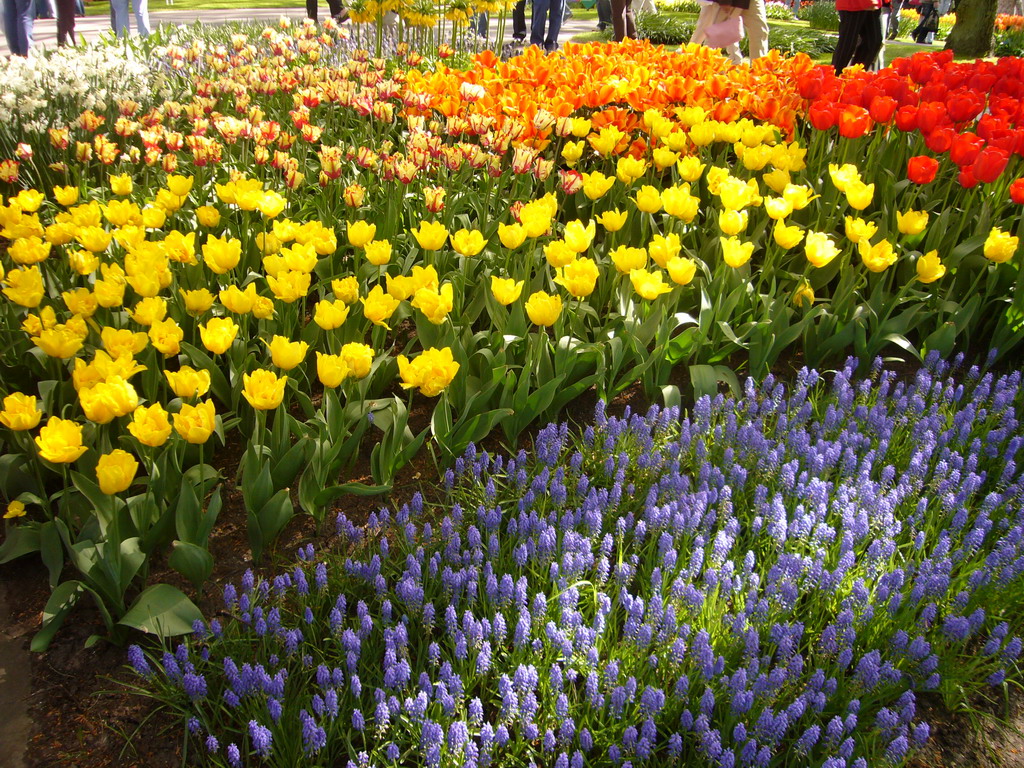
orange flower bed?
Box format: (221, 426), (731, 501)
(406, 40), (816, 142)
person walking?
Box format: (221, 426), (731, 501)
(2, 0), (33, 55)
(597, 0), (612, 31)
(832, 0), (882, 71)
(56, 0), (76, 45)
(110, 0), (151, 37)
(530, 0), (564, 50)
(886, 0), (903, 37)
(911, 0), (937, 42)
(691, 0), (769, 63)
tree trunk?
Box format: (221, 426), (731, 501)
(945, 0), (998, 56)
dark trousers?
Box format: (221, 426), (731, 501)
(306, 0), (343, 21)
(832, 9), (882, 74)
(513, 0), (527, 38)
(56, 0), (75, 44)
(886, 0), (902, 38)
(611, 0), (634, 40)
(597, 0), (612, 27)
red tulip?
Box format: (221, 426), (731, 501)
(957, 166), (980, 189)
(949, 132), (985, 167)
(972, 146), (1011, 183)
(919, 83), (949, 104)
(894, 106), (918, 133)
(924, 127), (955, 155)
(837, 106), (871, 139)
(797, 68), (830, 100)
(907, 155), (940, 184)
(916, 102), (950, 134)
(808, 102), (837, 131)
(869, 96), (898, 124)
(1010, 178), (1024, 204)
(946, 91), (986, 124)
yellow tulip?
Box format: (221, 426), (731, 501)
(266, 270), (311, 303)
(266, 335), (309, 370)
(616, 156), (648, 185)
(805, 232), (840, 268)
(361, 286), (400, 328)
(340, 343), (374, 379)
(718, 210), (749, 236)
(563, 219), (596, 253)
(79, 377), (138, 424)
(0, 392), (42, 431)
(596, 208), (628, 232)
(411, 220), (449, 251)
(316, 352), (350, 388)
(35, 417), (88, 463)
(676, 155), (706, 182)
(634, 186), (662, 214)
(364, 239), (392, 266)
(332, 277), (359, 304)
(173, 400), (216, 444)
(196, 206), (221, 227)
(96, 449), (139, 494)
(202, 235), (242, 274)
(450, 228), (486, 257)
(721, 237), (754, 268)
(525, 291), (562, 326)
(828, 163), (860, 193)
(895, 209), (928, 237)
(611, 245), (647, 274)
(4, 500), (26, 519)
(544, 239), (576, 269)
(490, 276), (524, 306)
(347, 220), (376, 248)
(109, 173), (133, 196)
(984, 227), (1019, 264)
(792, 281), (815, 308)
(764, 197), (794, 221)
(554, 257), (599, 298)
(128, 403), (172, 447)
(666, 256), (697, 286)
(164, 366), (211, 399)
(180, 288), (215, 315)
(497, 222), (527, 250)
(661, 187), (699, 222)
(314, 299), (349, 330)
(581, 171), (615, 201)
(130, 296), (168, 326)
(858, 239), (898, 273)
(844, 216), (878, 245)
(630, 269), (672, 300)
(220, 284), (258, 314)
(397, 347), (460, 397)
(149, 318), (184, 357)
(845, 181), (874, 211)
(411, 284), (454, 325)
(242, 369), (288, 410)
(916, 250), (946, 284)
(773, 220), (805, 250)
(199, 317), (239, 354)
(648, 233), (681, 269)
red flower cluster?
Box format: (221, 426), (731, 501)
(798, 50), (1024, 188)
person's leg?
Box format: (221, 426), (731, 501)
(3, 0), (19, 56)
(624, 0), (635, 36)
(597, 0), (611, 29)
(133, 0), (149, 35)
(744, 0), (769, 59)
(474, 11), (489, 37)
(14, 0), (32, 54)
(110, 0), (129, 36)
(545, 0), (563, 48)
(887, 0), (901, 37)
(689, 0), (721, 45)
(852, 7), (882, 65)
(530, 0), (549, 45)
(513, 0), (527, 38)
(56, 0), (75, 43)
(832, 9), (860, 73)
(306, 0), (318, 20)
(611, 0), (627, 39)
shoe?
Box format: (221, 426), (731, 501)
(597, 22), (606, 30)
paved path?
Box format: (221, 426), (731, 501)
(1, 5), (602, 56)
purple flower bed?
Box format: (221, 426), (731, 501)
(130, 356), (1024, 767)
